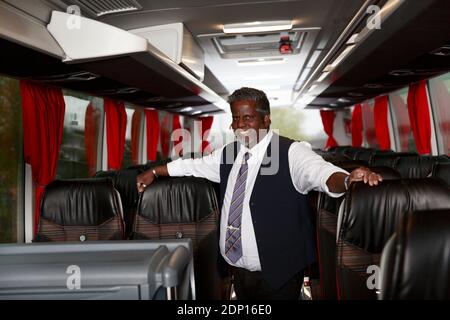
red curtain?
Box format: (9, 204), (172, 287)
(145, 110), (160, 162)
(320, 110), (338, 149)
(374, 96), (391, 150)
(131, 111), (142, 165)
(407, 81), (432, 155)
(104, 98), (127, 170)
(84, 104), (100, 176)
(160, 113), (171, 159)
(172, 114), (184, 157)
(200, 117), (214, 154)
(351, 104), (363, 147)
(20, 81), (65, 235)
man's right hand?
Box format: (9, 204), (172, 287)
(136, 170), (156, 193)
(136, 165), (169, 193)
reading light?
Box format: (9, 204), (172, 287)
(237, 58), (285, 66)
(180, 107), (193, 112)
(223, 20), (293, 34)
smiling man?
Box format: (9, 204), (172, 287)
(136, 87), (382, 300)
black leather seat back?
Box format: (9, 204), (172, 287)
(380, 210), (450, 299)
(370, 152), (416, 168)
(332, 160), (369, 170)
(337, 179), (450, 300)
(316, 166), (400, 300)
(353, 149), (392, 163)
(95, 168), (145, 238)
(432, 162), (450, 186)
(36, 178), (125, 242)
(394, 155), (436, 178)
(342, 148), (372, 160)
(133, 177), (222, 300)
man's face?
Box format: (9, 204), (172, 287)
(230, 99), (270, 148)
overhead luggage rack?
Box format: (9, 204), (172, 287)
(47, 11), (228, 114)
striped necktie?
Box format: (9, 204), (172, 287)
(225, 152), (251, 263)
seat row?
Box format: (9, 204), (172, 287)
(314, 147), (450, 300)
(35, 170), (225, 300)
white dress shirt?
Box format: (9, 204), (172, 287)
(167, 130), (348, 271)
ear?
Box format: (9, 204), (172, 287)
(264, 114), (271, 128)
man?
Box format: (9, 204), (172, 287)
(136, 87), (382, 300)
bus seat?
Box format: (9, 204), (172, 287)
(336, 179), (450, 300)
(132, 176), (226, 300)
(370, 152), (416, 168)
(394, 155), (437, 178)
(432, 162), (450, 186)
(35, 178), (125, 242)
(380, 210), (450, 300)
(316, 166), (400, 300)
(331, 160), (369, 171)
(328, 146), (352, 155)
(95, 169), (145, 238)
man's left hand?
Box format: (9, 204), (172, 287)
(349, 167), (383, 187)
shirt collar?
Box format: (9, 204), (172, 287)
(240, 129), (273, 158)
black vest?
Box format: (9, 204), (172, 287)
(219, 134), (316, 289)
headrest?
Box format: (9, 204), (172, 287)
(332, 160), (369, 171)
(353, 150), (389, 162)
(433, 155), (450, 164)
(321, 154), (349, 163)
(41, 178), (123, 226)
(370, 153), (415, 167)
(138, 177), (218, 223)
(380, 210), (450, 299)
(394, 156), (435, 178)
(342, 147), (373, 160)
(328, 146), (351, 155)
(368, 166), (401, 180)
(432, 163), (450, 186)
(96, 169), (142, 208)
(341, 179), (450, 253)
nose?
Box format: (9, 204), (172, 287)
(237, 117), (247, 129)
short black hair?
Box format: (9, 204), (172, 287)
(228, 87), (271, 116)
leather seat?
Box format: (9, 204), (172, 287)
(95, 168), (145, 238)
(132, 176), (225, 300)
(342, 148), (373, 160)
(316, 166), (401, 299)
(380, 210), (450, 299)
(432, 162), (450, 186)
(354, 150), (392, 163)
(370, 152), (416, 168)
(35, 178), (125, 242)
(336, 178), (450, 300)
(394, 155), (437, 178)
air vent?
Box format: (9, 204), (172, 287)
(31, 71), (100, 82)
(430, 45), (450, 57)
(389, 69), (439, 77)
(71, 0), (142, 17)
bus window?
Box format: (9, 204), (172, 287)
(0, 76), (23, 243)
(361, 100), (377, 149)
(123, 107), (143, 168)
(57, 92), (103, 179)
(389, 88), (418, 153)
(428, 73), (450, 155)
